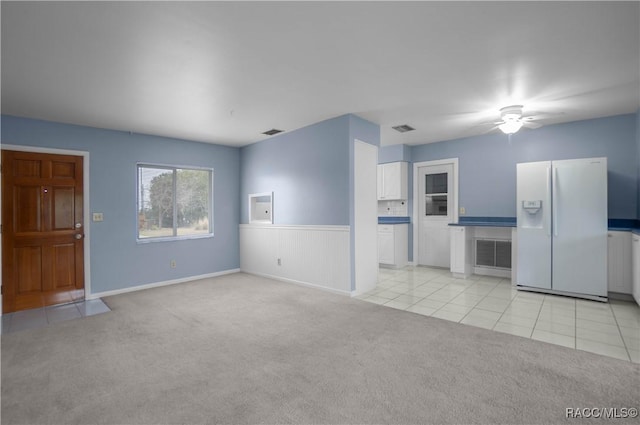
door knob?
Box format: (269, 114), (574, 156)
(75, 234), (83, 240)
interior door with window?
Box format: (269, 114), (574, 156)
(2, 150), (85, 313)
(418, 164), (454, 267)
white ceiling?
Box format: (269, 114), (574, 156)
(2, 1), (639, 147)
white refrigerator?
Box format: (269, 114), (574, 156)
(516, 157), (608, 300)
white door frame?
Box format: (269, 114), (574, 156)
(413, 158), (459, 266)
(1, 144), (92, 307)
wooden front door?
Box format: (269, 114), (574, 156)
(2, 150), (85, 313)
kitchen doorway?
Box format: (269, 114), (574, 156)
(413, 158), (458, 268)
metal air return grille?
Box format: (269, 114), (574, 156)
(475, 239), (512, 269)
(262, 129), (284, 136)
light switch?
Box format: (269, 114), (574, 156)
(459, 207), (466, 215)
(92, 212), (104, 222)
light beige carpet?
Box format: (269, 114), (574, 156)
(2, 272), (638, 424)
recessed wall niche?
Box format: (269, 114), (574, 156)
(249, 192), (273, 224)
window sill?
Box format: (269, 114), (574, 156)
(136, 233), (214, 244)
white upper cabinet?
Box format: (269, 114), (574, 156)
(377, 162), (408, 200)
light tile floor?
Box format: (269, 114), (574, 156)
(2, 299), (111, 334)
(358, 266), (640, 363)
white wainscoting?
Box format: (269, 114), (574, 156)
(239, 224), (351, 294)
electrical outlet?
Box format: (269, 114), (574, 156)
(459, 207), (466, 215)
(170, 260), (176, 268)
(277, 258), (281, 266)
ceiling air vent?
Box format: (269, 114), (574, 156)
(392, 124), (415, 133)
(262, 129), (284, 136)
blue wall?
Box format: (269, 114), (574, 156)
(348, 115), (381, 150)
(240, 114), (381, 291)
(1, 115), (240, 294)
(411, 114), (638, 219)
(378, 144), (411, 163)
(240, 115), (351, 225)
(4, 111), (636, 289)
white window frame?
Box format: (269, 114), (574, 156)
(136, 163), (214, 243)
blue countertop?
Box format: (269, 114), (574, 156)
(608, 219), (640, 233)
(378, 216), (410, 224)
(449, 217), (640, 233)
(449, 217), (516, 227)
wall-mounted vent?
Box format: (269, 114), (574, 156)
(262, 129), (284, 136)
(392, 124), (415, 133)
(475, 239), (512, 269)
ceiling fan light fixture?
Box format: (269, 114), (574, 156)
(498, 120), (523, 134)
(502, 112), (521, 121)
(497, 104), (525, 134)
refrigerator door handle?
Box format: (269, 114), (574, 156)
(552, 167), (558, 237)
(546, 166), (552, 236)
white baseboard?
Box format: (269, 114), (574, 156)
(242, 270), (352, 297)
(517, 285), (607, 303)
(473, 267), (511, 279)
(608, 292), (635, 302)
(88, 268), (241, 299)
(350, 288), (368, 297)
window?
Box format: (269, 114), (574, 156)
(425, 172), (448, 216)
(137, 164), (213, 241)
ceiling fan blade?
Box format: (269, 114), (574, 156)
(523, 111), (565, 120)
(523, 121), (542, 129)
(483, 125), (500, 134)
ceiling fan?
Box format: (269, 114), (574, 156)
(495, 105), (542, 134)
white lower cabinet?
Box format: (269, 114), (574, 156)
(607, 231), (633, 294)
(632, 234), (640, 306)
(378, 228), (395, 265)
(378, 224), (408, 268)
(450, 226), (472, 278)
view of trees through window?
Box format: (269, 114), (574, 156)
(138, 165), (212, 239)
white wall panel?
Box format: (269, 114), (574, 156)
(354, 140), (379, 295)
(240, 225), (351, 294)
(240, 225), (278, 276)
